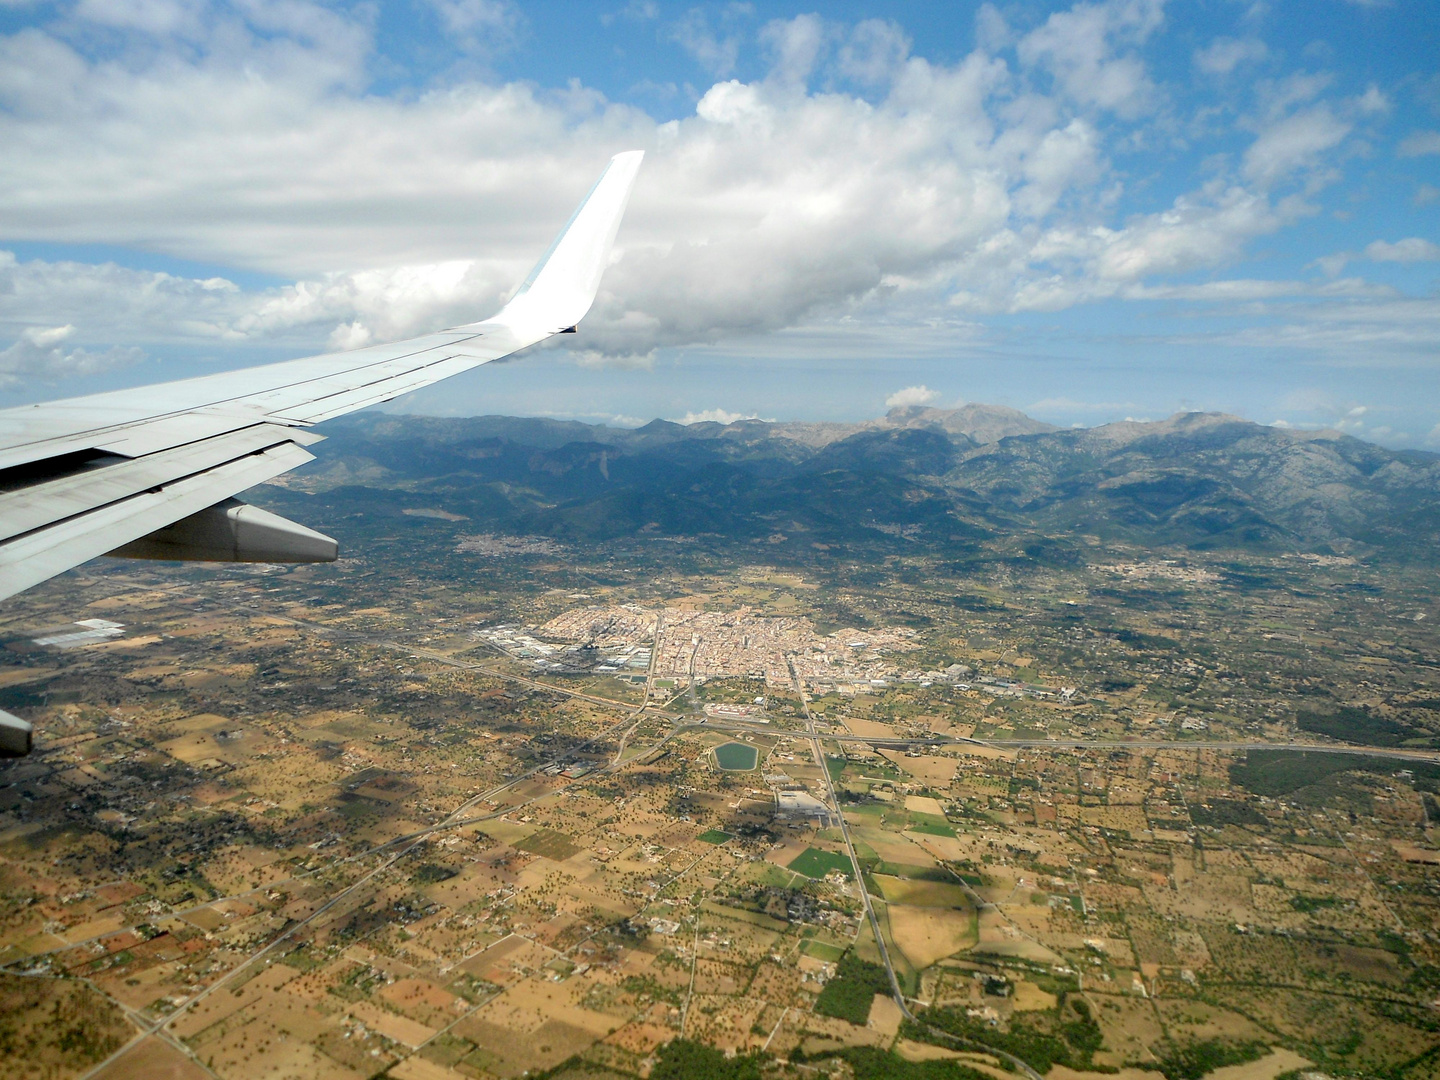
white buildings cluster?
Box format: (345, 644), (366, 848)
(473, 621), (650, 675)
(481, 604), (1074, 703)
(534, 604), (923, 692)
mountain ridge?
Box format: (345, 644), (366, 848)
(274, 404), (1440, 559)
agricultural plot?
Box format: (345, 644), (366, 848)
(4, 511), (1440, 1080)
(788, 847), (855, 879)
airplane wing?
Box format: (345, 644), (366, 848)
(0, 150), (643, 604)
(0, 150), (642, 754)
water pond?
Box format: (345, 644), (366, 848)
(713, 742), (759, 770)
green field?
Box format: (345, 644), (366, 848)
(713, 742), (759, 770)
(907, 813), (956, 837)
(515, 829), (581, 860)
(801, 939), (847, 962)
(788, 847), (854, 879)
(697, 828), (734, 844)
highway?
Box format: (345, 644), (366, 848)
(126, 606), (1432, 1079)
(785, 659), (1048, 1080)
(260, 610), (1440, 767)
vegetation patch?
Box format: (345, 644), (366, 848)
(1156, 1040), (1267, 1080)
(1188, 799), (1267, 828)
(1296, 706), (1414, 747)
(621, 974), (682, 1006)
(814, 953), (892, 1024)
(908, 813), (957, 837)
(872, 875), (974, 910)
(797, 1045), (991, 1080)
(912, 996), (1105, 1074)
(279, 944), (325, 971)
(0, 974), (132, 1076)
(1289, 894), (1341, 913)
(412, 863), (458, 885)
(697, 828), (734, 844)
(649, 1038), (766, 1080)
(788, 847), (854, 879)
(1231, 750), (1440, 797)
(515, 829), (582, 860)
(867, 859), (961, 883)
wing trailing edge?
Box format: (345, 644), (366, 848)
(0, 150), (645, 609)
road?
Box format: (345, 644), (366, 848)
(785, 658), (1048, 1080)
(249, 609), (1440, 767)
(983, 738), (1440, 762)
(66, 606), (1428, 1079)
(786, 659), (906, 1005)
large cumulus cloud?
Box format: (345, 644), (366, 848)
(0, 0), (1423, 378)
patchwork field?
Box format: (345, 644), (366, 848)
(3, 516), (1440, 1080)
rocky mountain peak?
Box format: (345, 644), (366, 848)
(877, 403), (1058, 444)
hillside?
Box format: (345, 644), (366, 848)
(263, 405), (1440, 561)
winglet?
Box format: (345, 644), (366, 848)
(487, 150), (644, 342)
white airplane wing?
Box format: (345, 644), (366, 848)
(0, 150), (642, 754)
(0, 150), (643, 604)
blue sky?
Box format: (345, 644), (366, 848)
(0, 0), (1437, 445)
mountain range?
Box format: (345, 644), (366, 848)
(263, 404), (1440, 561)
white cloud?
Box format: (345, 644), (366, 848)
(426, 0), (512, 34)
(1177, 298), (1440, 357)
(0, 249), (523, 353)
(327, 321), (373, 351)
(675, 408), (758, 425)
(1365, 238), (1440, 263)
(1355, 84), (1389, 115)
(1041, 185), (1289, 292)
(670, 9), (743, 77)
(1014, 119), (1102, 218)
(1193, 37), (1267, 76)
(1242, 104), (1350, 188)
(974, 4), (1011, 52)
(1029, 396), (1138, 413)
(601, 1), (657, 25)
(0, 324), (141, 386)
(74, 0), (208, 37)
(1399, 131), (1440, 157)
(1124, 277), (1392, 301)
(422, 0), (521, 56)
(759, 15), (829, 88)
(1016, 0), (1165, 118)
(885, 385), (940, 408)
(836, 19), (910, 86)
(0, 0), (1393, 386)
(573, 347), (656, 370)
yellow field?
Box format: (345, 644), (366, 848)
(904, 795), (947, 816)
(879, 751), (959, 784)
(873, 875), (974, 910)
(1011, 980), (1057, 1012)
(886, 903), (977, 969)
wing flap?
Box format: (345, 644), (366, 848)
(0, 149), (644, 604)
(0, 441), (315, 602)
(0, 423), (309, 544)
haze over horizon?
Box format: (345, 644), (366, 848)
(1, 0), (1437, 446)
